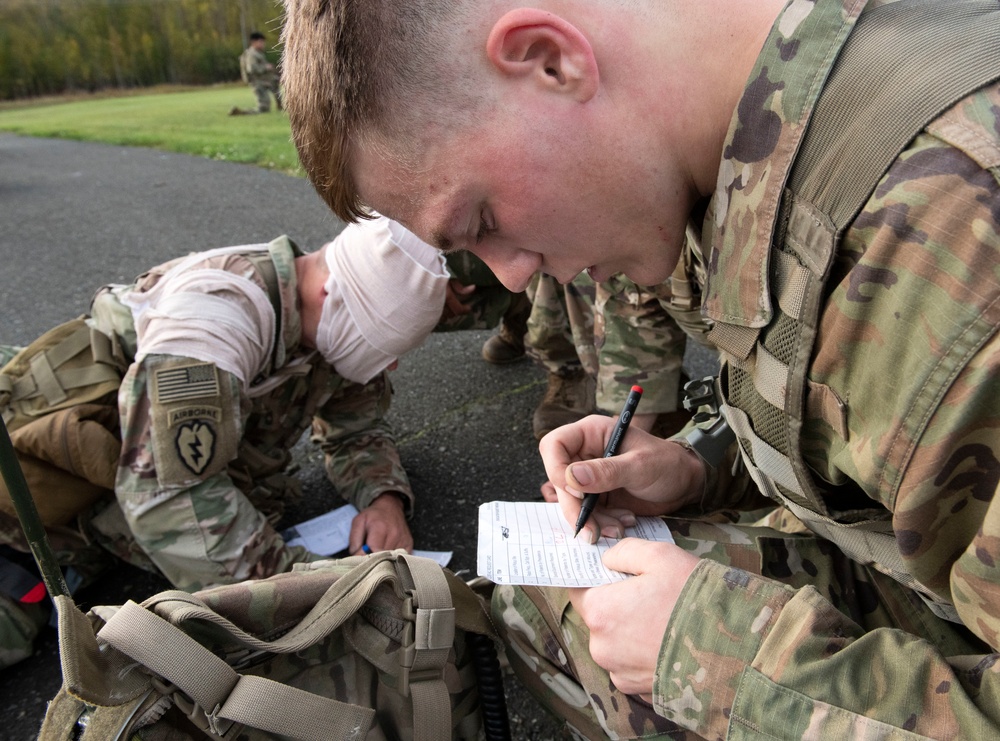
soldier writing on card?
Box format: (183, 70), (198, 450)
(282, 0), (1000, 737)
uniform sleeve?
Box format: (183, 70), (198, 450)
(310, 370), (414, 514)
(115, 354), (318, 592)
(659, 361), (1000, 739)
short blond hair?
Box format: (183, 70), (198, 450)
(282, 0), (482, 222)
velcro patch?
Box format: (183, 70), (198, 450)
(148, 358), (237, 486)
(153, 362), (219, 403)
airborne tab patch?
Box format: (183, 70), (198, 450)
(153, 362), (219, 403)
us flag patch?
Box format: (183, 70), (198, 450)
(153, 363), (219, 403)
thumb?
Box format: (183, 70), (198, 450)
(567, 455), (633, 493)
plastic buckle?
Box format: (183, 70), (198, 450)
(683, 375), (722, 423)
(205, 703), (235, 738)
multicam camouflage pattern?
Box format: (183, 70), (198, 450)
(525, 272), (595, 378)
(499, 0), (1000, 737)
(529, 253), (713, 417)
(494, 516), (991, 740)
(443, 251), (710, 417)
(1, 237), (413, 600)
(240, 45), (280, 112)
(593, 247), (716, 416)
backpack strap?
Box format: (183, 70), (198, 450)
(117, 552), (463, 741)
(0, 320), (122, 415)
(99, 600), (376, 741)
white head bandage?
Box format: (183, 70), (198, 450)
(317, 216), (449, 384)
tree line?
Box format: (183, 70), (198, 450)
(0, 0), (284, 100)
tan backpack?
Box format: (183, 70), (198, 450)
(39, 552), (508, 740)
(0, 413), (509, 740)
(0, 317), (126, 526)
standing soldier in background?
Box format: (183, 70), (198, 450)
(235, 31), (282, 114)
(482, 232), (715, 441)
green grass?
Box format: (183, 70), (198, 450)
(0, 84), (304, 176)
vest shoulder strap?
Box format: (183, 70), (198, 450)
(790, 0), (1000, 231)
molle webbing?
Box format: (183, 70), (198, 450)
(714, 0), (1000, 623)
(0, 319), (124, 429)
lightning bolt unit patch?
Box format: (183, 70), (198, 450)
(175, 420), (217, 475)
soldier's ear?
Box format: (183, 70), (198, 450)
(486, 9), (599, 102)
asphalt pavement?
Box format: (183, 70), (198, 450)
(0, 133), (716, 740)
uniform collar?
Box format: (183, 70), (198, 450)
(265, 235), (303, 367)
(702, 0), (869, 327)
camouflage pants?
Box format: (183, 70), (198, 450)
(525, 272), (596, 378)
(251, 81), (281, 112)
(491, 512), (980, 740)
(527, 273), (695, 416)
(440, 256), (698, 417)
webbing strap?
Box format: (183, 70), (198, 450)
(146, 553), (457, 741)
(396, 554), (455, 741)
(29, 352), (67, 405)
(9, 324), (121, 404)
(723, 404), (806, 500)
(145, 554), (404, 653)
(725, 404), (963, 623)
(791, 0), (1000, 230)
(98, 600), (376, 740)
(12, 363), (120, 404)
(45, 325), (93, 368)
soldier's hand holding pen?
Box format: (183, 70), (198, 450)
(538, 414), (706, 544)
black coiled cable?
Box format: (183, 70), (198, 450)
(468, 632), (511, 741)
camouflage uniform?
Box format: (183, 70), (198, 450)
(446, 251), (711, 419)
(530, 246), (714, 418)
(494, 0), (1000, 737)
(0, 236), (413, 665)
(240, 45), (281, 113)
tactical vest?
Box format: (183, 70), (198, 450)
(705, 0), (1000, 623)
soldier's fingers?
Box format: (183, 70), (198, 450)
(574, 509), (634, 545)
(540, 481), (559, 502)
(348, 515), (368, 555)
(539, 415), (617, 488)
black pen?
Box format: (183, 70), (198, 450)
(573, 385), (643, 538)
